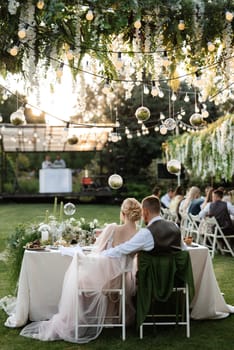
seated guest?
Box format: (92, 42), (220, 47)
(179, 186), (203, 216)
(103, 195), (184, 258)
(41, 155), (52, 169)
(200, 186), (214, 210)
(169, 185), (185, 224)
(199, 189), (234, 235)
(160, 188), (174, 208)
(53, 154), (66, 168)
(152, 185), (161, 198)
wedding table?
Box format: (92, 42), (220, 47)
(3, 245), (234, 328)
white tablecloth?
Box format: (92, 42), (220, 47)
(3, 245), (234, 328)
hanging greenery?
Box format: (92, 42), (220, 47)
(164, 114), (234, 182)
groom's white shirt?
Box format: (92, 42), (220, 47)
(101, 216), (162, 258)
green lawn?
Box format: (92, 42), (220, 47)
(0, 202), (234, 350)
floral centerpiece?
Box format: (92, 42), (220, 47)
(6, 216), (101, 289)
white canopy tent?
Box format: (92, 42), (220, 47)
(0, 124), (114, 153)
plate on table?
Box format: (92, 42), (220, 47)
(24, 246), (47, 251)
(48, 245), (59, 250)
(82, 246), (93, 252)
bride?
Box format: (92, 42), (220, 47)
(20, 198), (142, 343)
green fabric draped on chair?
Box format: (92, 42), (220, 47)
(136, 250), (195, 328)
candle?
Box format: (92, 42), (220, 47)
(41, 230), (49, 242)
(53, 197), (57, 217)
(45, 210), (49, 224)
(59, 201), (64, 222)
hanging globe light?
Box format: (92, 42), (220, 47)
(167, 159), (181, 175)
(163, 118), (177, 130)
(108, 174), (123, 190)
(67, 135), (78, 145)
(135, 106), (150, 122)
(189, 113), (205, 127)
(64, 202), (76, 216)
(10, 107), (26, 125)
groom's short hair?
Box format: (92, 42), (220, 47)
(142, 195), (161, 214)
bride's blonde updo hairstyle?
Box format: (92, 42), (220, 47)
(121, 198), (142, 222)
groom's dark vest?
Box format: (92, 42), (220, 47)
(147, 219), (182, 255)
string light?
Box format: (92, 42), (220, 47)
(184, 93), (190, 102)
(158, 90), (164, 98)
(134, 19), (142, 29)
(36, 0), (44, 10)
(66, 49), (74, 60)
(171, 92), (177, 101)
(56, 63), (64, 78)
(151, 83), (158, 97)
(207, 41), (215, 52)
(159, 124), (168, 135)
(162, 51), (170, 67)
(102, 79), (111, 94)
(225, 11), (233, 22)
(115, 52), (123, 70)
(18, 27), (27, 40)
(178, 20), (185, 31)
(86, 9), (94, 21)
(9, 45), (19, 56)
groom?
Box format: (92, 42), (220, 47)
(102, 195), (183, 258)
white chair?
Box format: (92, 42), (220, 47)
(180, 213), (191, 238)
(74, 253), (130, 342)
(199, 217), (234, 258)
(188, 214), (201, 243)
(161, 208), (178, 223)
(137, 251), (194, 339)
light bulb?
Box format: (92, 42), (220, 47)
(134, 19), (141, 29)
(66, 50), (74, 60)
(225, 11), (233, 22)
(18, 28), (27, 39)
(36, 0), (44, 9)
(56, 67), (63, 78)
(151, 86), (158, 97)
(202, 110), (209, 118)
(178, 20), (185, 30)
(171, 93), (177, 101)
(162, 56), (170, 67)
(184, 93), (190, 102)
(159, 125), (167, 135)
(86, 9), (94, 21)
(115, 53), (123, 69)
(9, 45), (19, 56)
(207, 41), (215, 52)
(102, 81), (111, 94)
(158, 90), (164, 98)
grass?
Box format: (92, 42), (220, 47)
(0, 202), (234, 350)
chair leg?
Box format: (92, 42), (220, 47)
(140, 325), (143, 339)
(185, 284), (190, 338)
(121, 272), (126, 341)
